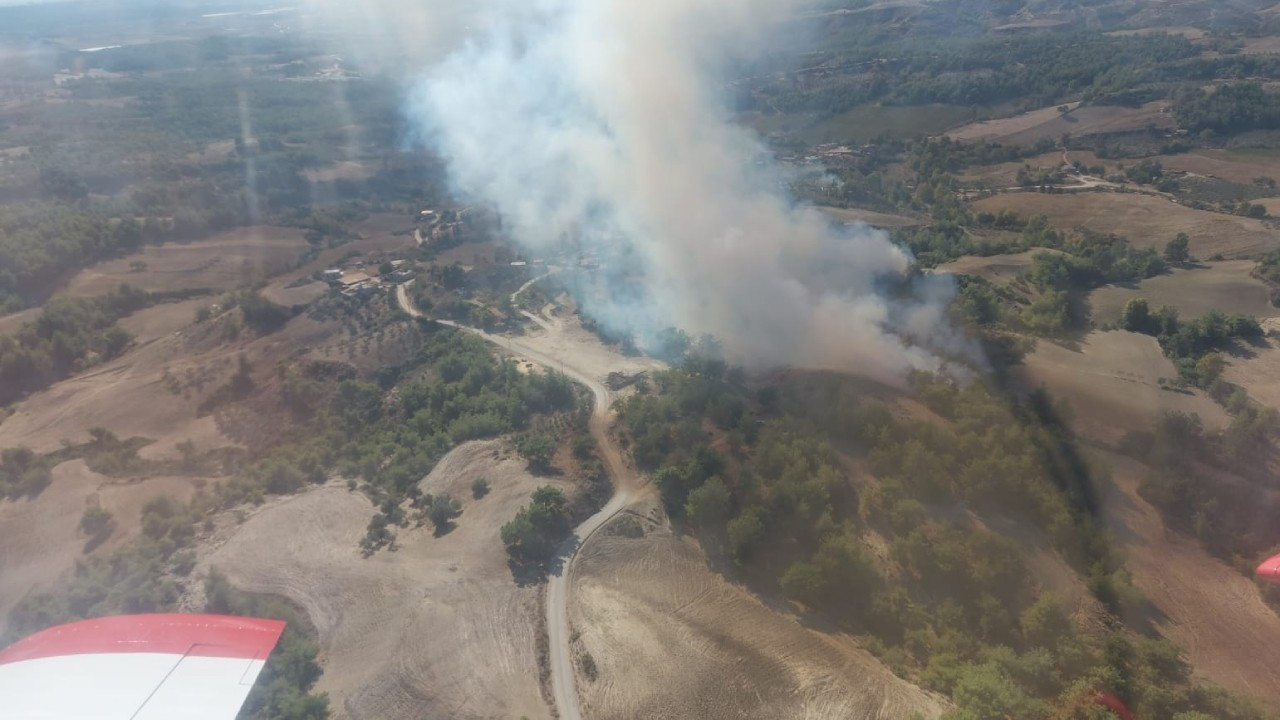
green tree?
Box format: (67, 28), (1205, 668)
(1019, 593), (1072, 649)
(518, 433), (556, 472)
(1165, 233), (1190, 264)
(501, 486), (570, 566)
(1196, 353), (1225, 387)
(471, 477), (490, 499)
(944, 663), (1046, 720)
(429, 494), (461, 533)
(684, 477), (731, 527)
(1119, 298), (1154, 334)
(79, 505), (116, 544)
(726, 506), (765, 562)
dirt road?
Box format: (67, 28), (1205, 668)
(396, 282), (653, 720)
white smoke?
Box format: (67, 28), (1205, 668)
(409, 0), (968, 384)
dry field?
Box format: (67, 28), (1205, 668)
(0, 307), (38, 337)
(1089, 261), (1278, 325)
(1015, 331), (1228, 444)
(0, 297), (354, 458)
(973, 192), (1278, 258)
(948, 102), (1172, 146)
(960, 150), (1120, 189)
(186, 140), (235, 164)
(1157, 149), (1280, 185)
(117, 297), (220, 343)
(260, 278), (328, 307)
(301, 160), (377, 183)
(1222, 321), (1280, 409)
(196, 439), (563, 720)
(0, 332), (236, 457)
(817, 205), (922, 228)
(1107, 26), (1207, 39)
(1243, 35), (1280, 54)
(958, 150), (1066, 189)
(60, 226), (310, 297)
(0, 460), (200, 635)
(936, 250), (1042, 284)
(569, 501), (949, 720)
(1098, 449), (1280, 708)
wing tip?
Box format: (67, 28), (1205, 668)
(0, 614), (286, 666)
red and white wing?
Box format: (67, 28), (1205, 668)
(0, 614), (285, 720)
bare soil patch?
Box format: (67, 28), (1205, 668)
(1089, 261), (1277, 326)
(1098, 449), (1280, 708)
(569, 503), (949, 720)
(1016, 331), (1228, 444)
(948, 102), (1171, 146)
(973, 192), (1278, 258)
(61, 226), (309, 297)
(0, 459), (200, 635)
(197, 439), (564, 720)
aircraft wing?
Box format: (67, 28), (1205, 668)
(0, 613), (285, 720)
(1258, 553), (1280, 584)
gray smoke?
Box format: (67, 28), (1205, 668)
(408, 0), (967, 384)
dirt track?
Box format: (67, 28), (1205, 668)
(198, 440), (562, 720)
(397, 281), (661, 720)
(570, 502), (949, 720)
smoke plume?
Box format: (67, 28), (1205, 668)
(410, 0), (967, 384)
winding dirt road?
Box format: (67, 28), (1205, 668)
(396, 282), (648, 720)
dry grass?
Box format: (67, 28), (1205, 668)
(301, 160), (377, 183)
(1089, 261), (1277, 325)
(569, 499), (949, 720)
(1014, 331), (1229, 444)
(1157, 149), (1280, 185)
(0, 307), (38, 337)
(1222, 321), (1280, 410)
(936, 250), (1042, 285)
(1107, 26), (1207, 39)
(1098, 449), (1280, 708)
(959, 150), (1122, 189)
(116, 297), (218, 344)
(61, 226), (310, 297)
(196, 439), (564, 720)
(817, 205), (922, 228)
(1243, 36), (1280, 54)
(948, 102), (1172, 146)
(186, 140), (236, 164)
(0, 334), (237, 457)
(0, 460), (200, 635)
(973, 192), (1278, 258)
